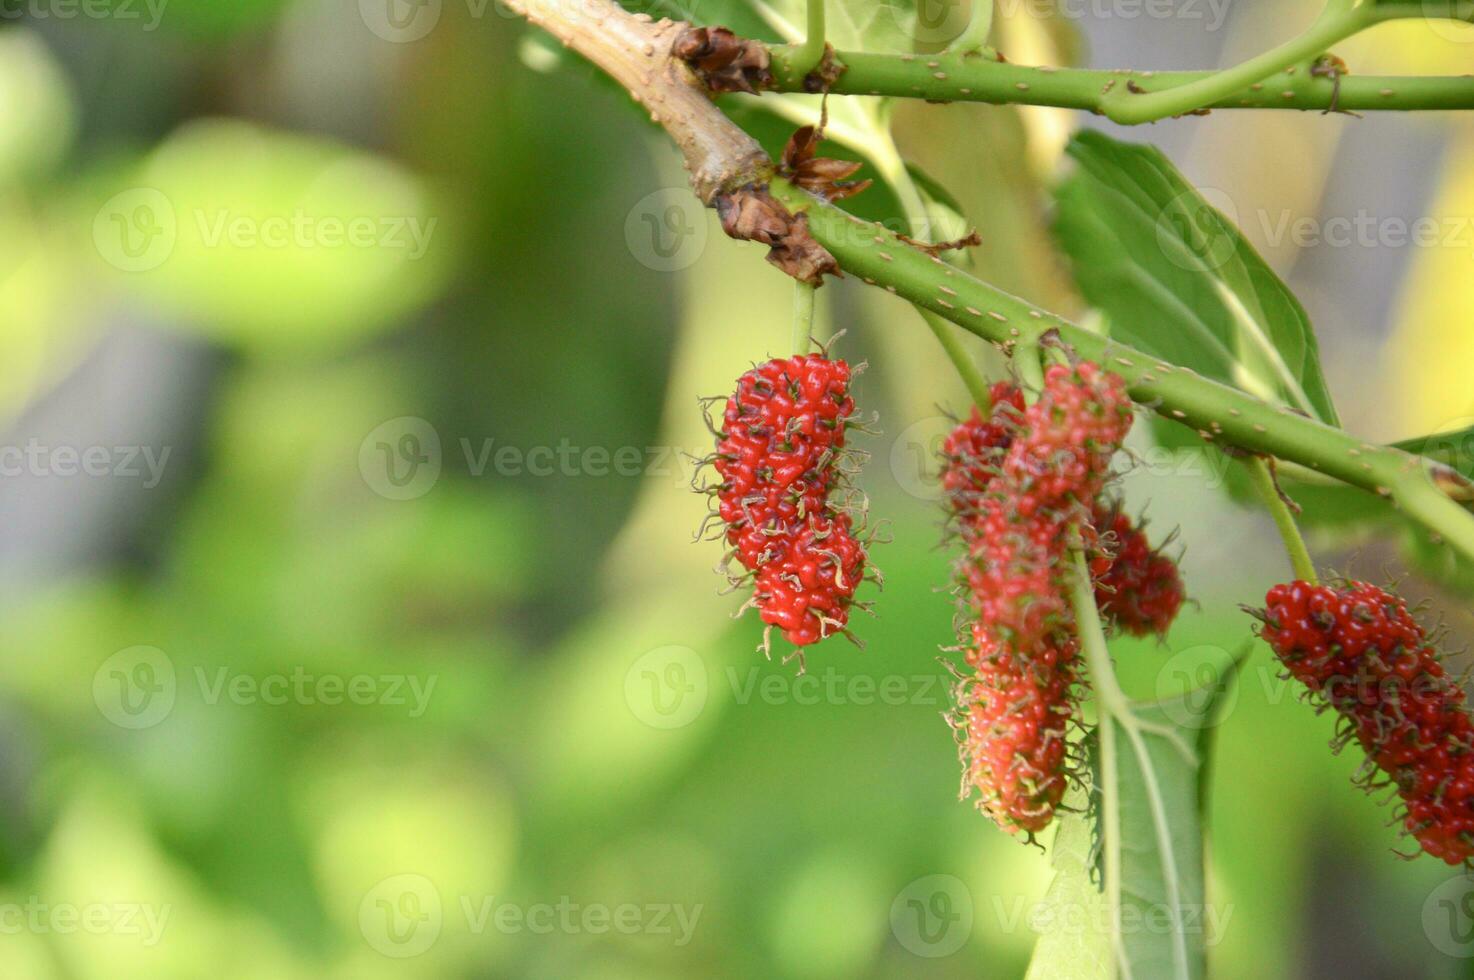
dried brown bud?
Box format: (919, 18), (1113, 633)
(671, 26), (773, 95)
(779, 126), (871, 203)
(715, 184), (839, 286)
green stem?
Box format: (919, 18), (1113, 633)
(1069, 548), (1194, 978)
(920, 309), (991, 408)
(792, 280), (816, 353)
(1245, 456), (1319, 584)
(767, 178), (1474, 565)
(1014, 331), (1046, 400)
(1100, 6), (1372, 124)
(789, 0), (826, 82)
(1069, 543), (1126, 971)
(764, 35), (1474, 120)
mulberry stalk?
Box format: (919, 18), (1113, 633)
(703, 353), (873, 659)
(1255, 580), (1474, 865)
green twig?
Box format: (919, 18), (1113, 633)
(1245, 456), (1319, 584)
(1100, 5), (1373, 124)
(764, 36), (1474, 120)
(790, 0), (826, 81)
(920, 309), (991, 408)
(1013, 330), (1046, 401)
(792, 280), (816, 353)
(766, 178), (1474, 566)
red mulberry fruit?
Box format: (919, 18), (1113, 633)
(1004, 361), (1134, 518)
(939, 382), (1025, 517)
(706, 353), (872, 655)
(956, 622), (1078, 834)
(1256, 580), (1474, 865)
(1091, 503), (1185, 638)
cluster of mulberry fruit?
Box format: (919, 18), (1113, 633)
(1255, 580), (1474, 865)
(693, 332), (1474, 876)
(704, 353), (871, 657)
(940, 363), (1185, 836)
(941, 365), (1117, 834)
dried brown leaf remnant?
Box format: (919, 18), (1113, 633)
(780, 126), (871, 203)
(801, 45), (844, 93)
(898, 230), (982, 256)
(672, 26), (773, 95)
(715, 184), (839, 286)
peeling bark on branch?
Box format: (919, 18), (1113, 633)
(501, 0), (767, 202)
(506, 0), (838, 282)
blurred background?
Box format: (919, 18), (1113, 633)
(2, 0), (1474, 976)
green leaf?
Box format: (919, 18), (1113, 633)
(1026, 652), (1240, 980)
(750, 0), (933, 53)
(1394, 424), (1474, 479)
(1107, 705), (1207, 979)
(1023, 782), (1112, 980)
(1053, 130), (1339, 426)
